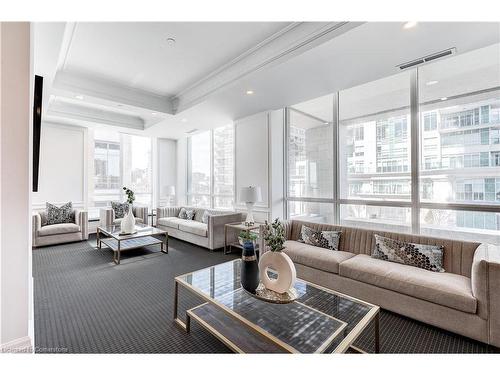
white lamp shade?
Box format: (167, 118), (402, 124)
(239, 186), (262, 203)
(162, 185), (175, 196)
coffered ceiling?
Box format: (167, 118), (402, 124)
(35, 21), (500, 139)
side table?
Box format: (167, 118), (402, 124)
(224, 222), (262, 255)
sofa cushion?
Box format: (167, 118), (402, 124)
(283, 240), (356, 274)
(178, 221), (208, 237)
(339, 254), (477, 314)
(157, 217), (183, 229)
(46, 201), (73, 225)
(38, 223), (80, 237)
(111, 201), (129, 219)
(113, 217), (144, 225)
(372, 234), (445, 272)
(299, 225), (341, 251)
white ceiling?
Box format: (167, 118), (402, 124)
(34, 21), (500, 139)
(63, 22), (289, 96)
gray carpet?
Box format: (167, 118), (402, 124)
(33, 236), (497, 354)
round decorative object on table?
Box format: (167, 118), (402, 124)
(258, 250), (296, 294)
(120, 207), (136, 234)
(248, 283), (298, 304)
(240, 241), (260, 293)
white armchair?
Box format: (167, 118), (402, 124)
(32, 209), (89, 247)
(99, 205), (149, 227)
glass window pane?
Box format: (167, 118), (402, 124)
(188, 131), (211, 195)
(419, 43), (500, 205)
(287, 201), (334, 223)
(340, 204), (411, 233)
(188, 195), (211, 208)
(122, 134), (152, 208)
(421, 208), (499, 245)
(288, 95), (334, 199)
(213, 124), (234, 199)
(214, 196), (234, 209)
(339, 71), (411, 201)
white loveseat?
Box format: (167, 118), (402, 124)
(156, 206), (242, 250)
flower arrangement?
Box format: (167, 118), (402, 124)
(239, 231), (258, 244)
(263, 218), (285, 252)
(123, 186), (135, 205)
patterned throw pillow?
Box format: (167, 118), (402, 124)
(46, 202), (73, 225)
(298, 225), (341, 251)
(178, 207), (187, 219)
(185, 209), (195, 220)
(372, 234), (445, 272)
(111, 201), (129, 219)
(178, 208), (195, 220)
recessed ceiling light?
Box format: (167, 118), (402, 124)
(75, 95), (84, 100)
(246, 90), (254, 95)
(181, 118), (188, 123)
(440, 97), (448, 101)
(166, 37), (176, 45)
(426, 80), (439, 86)
(403, 21), (418, 29)
(151, 112), (157, 116)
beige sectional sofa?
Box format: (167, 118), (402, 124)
(32, 209), (89, 247)
(260, 219), (500, 347)
(156, 206), (242, 250)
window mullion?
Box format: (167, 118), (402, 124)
(410, 69), (420, 234)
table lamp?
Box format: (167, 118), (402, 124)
(239, 186), (262, 225)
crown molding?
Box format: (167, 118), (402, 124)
(47, 98), (145, 130)
(53, 69), (173, 114)
(172, 22), (363, 113)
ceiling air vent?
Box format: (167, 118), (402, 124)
(397, 48), (456, 70)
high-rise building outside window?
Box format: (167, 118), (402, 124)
(187, 124), (234, 209)
(285, 43), (500, 244)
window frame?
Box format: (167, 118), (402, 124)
(187, 125), (235, 209)
(284, 68), (500, 237)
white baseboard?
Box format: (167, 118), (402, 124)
(0, 336), (33, 353)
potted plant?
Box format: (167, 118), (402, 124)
(259, 218), (296, 294)
(120, 186), (136, 234)
(238, 231), (258, 247)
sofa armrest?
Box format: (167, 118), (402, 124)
(74, 209), (89, 240)
(471, 243), (500, 346)
(100, 208), (114, 227)
(32, 212), (41, 247)
(133, 205), (148, 224)
(208, 212), (243, 250)
(157, 206), (181, 219)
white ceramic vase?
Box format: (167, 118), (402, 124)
(120, 206), (135, 234)
(258, 251), (296, 294)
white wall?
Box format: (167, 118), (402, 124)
(0, 22), (33, 352)
(32, 122), (87, 209)
(157, 138), (177, 207)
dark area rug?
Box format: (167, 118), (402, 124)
(33, 236), (497, 353)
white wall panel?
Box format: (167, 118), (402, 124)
(32, 122), (86, 208)
(235, 112), (269, 219)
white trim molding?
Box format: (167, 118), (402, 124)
(173, 22), (362, 113)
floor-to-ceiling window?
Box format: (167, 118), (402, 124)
(187, 124), (234, 209)
(286, 96), (334, 223)
(285, 43), (500, 244)
(89, 128), (153, 219)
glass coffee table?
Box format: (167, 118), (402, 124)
(174, 259), (380, 353)
(97, 223), (168, 265)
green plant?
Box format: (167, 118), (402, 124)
(123, 186), (135, 205)
(239, 231), (258, 243)
(263, 218), (285, 252)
